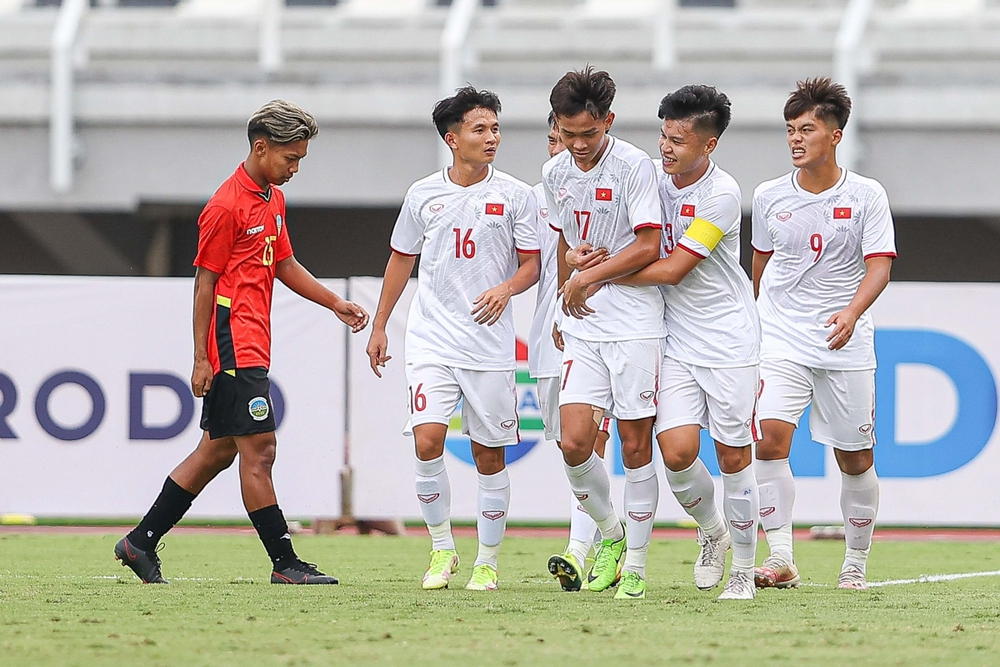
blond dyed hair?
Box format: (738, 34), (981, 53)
(247, 99), (319, 145)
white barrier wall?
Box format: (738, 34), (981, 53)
(349, 279), (1000, 526)
(2, 277), (998, 525)
(0, 276), (347, 519)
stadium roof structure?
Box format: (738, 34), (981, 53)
(2, 0), (1000, 213)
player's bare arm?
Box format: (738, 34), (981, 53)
(472, 251), (540, 326)
(275, 256), (369, 333)
(826, 255), (893, 350)
(752, 249), (772, 298)
(191, 265), (221, 398)
(366, 250), (417, 377)
(614, 249), (702, 287)
(560, 226), (660, 318)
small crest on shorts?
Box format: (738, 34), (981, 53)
(248, 397), (270, 421)
(776, 211), (792, 222)
(482, 510), (506, 521)
(859, 423), (873, 434)
(730, 520), (754, 531)
(640, 390), (654, 401)
(501, 419), (517, 430)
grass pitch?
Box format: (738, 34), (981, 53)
(1, 532), (999, 666)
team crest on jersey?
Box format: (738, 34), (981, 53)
(429, 203), (445, 214)
(596, 188), (613, 201)
(486, 203), (505, 216)
(776, 211), (792, 221)
(557, 187), (568, 199)
(539, 207), (549, 219)
(275, 214), (283, 235)
(834, 207), (853, 219)
(248, 397), (270, 421)
(680, 204), (696, 217)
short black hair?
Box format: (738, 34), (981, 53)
(784, 77), (852, 130)
(658, 85), (732, 138)
(549, 65), (616, 120)
(547, 110), (557, 129)
(432, 86), (502, 139)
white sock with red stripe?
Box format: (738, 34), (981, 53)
(665, 459), (725, 538)
(475, 468), (510, 568)
(623, 462), (658, 577)
(565, 451), (624, 542)
(756, 458), (795, 562)
(415, 455), (454, 551)
(841, 466), (878, 572)
(722, 465), (759, 575)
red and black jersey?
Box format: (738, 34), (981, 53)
(193, 164), (293, 374)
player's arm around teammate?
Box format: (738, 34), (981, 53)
(366, 87), (539, 592)
(751, 78), (895, 591)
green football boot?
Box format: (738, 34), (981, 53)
(421, 549), (459, 590)
(587, 526), (627, 592)
(614, 571), (647, 600)
(465, 563), (499, 591)
(547, 552), (585, 592)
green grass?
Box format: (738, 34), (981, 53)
(1, 533), (999, 666)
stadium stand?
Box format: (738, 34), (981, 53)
(1, 0), (1000, 277)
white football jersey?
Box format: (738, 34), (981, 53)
(752, 169), (896, 371)
(527, 183), (562, 378)
(658, 161), (760, 368)
(541, 136), (666, 342)
(391, 165), (539, 371)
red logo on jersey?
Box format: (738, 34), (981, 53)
(681, 204), (696, 217)
(834, 207), (852, 219)
(596, 188), (613, 201)
(486, 203), (505, 216)
(429, 203), (444, 213)
(776, 211), (792, 221)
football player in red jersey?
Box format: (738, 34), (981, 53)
(116, 100), (368, 585)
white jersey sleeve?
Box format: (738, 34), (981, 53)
(513, 188), (540, 254)
(676, 191), (742, 259)
(625, 156), (663, 232)
(527, 183), (562, 378)
(861, 185), (897, 260)
(750, 189), (773, 254)
(390, 185), (425, 256)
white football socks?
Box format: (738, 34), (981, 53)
(415, 455), (454, 551)
(564, 451), (624, 542)
(475, 468), (510, 568)
(622, 462), (658, 577)
(567, 496), (599, 568)
(665, 459), (725, 539)
(756, 457), (795, 563)
(722, 465), (759, 574)
(841, 466), (879, 572)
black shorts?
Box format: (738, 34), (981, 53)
(200, 367), (276, 440)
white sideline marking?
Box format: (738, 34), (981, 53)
(868, 569), (1000, 588)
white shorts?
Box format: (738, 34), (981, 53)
(403, 362), (519, 447)
(538, 375), (611, 443)
(654, 357), (760, 447)
(757, 358), (876, 451)
(558, 333), (661, 421)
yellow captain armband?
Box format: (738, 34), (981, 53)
(682, 218), (725, 252)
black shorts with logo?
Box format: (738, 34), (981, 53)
(199, 367), (276, 440)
